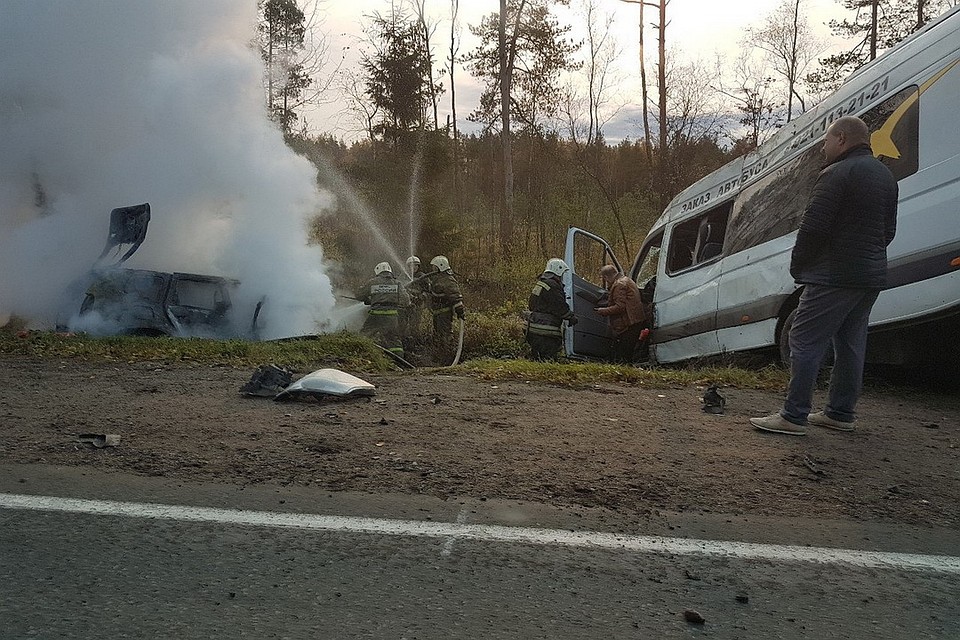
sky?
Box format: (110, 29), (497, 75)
(309, 0), (853, 141)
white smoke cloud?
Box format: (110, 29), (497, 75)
(0, 0), (335, 338)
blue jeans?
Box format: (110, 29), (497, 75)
(781, 285), (880, 425)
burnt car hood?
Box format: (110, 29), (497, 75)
(97, 203), (150, 266)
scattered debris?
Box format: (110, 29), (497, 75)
(240, 364), (292, 397)
(274, 369), (375, 403)
(702, 385), (726, 414)
(430, 397), (442, 405)
(77, 434), (120, 448)
(802, 455), (824, 476)
(683, 609), (706, 625)
(922, 422), (940, 429)
(887, 484), (903, 494)
(684, 569), (701, 581)
(735, 594), (749, 604)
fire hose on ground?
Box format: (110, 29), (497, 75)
(450, 317), (465, 367)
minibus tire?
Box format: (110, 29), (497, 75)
(778, 307), (834, 370)
(778, 309), (796, 368)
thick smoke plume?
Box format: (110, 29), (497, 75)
(0, 1), (335, 338)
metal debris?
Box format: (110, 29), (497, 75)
(77, 434), (121, 448)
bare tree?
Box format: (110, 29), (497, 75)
(714, 51), (783, 151)
(747, 0), (825, 122)
(298, 1), (341, 114)
(655, 0), (669, 180)
(579, 0), (623, 145)
(561, 0), (629, 255)
(658, 58), (725, 199)
(339, 69), (380, 142)
(448, 0), (463, 217)
(408, 0), (441, 128)
(617, 0), (658, 166)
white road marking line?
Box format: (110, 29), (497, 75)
(440, 507), (470, 558)
(2, 493), (958, 574)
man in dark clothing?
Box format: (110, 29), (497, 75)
(751, 116), (898, 436)
(360, 262), (411, 359)
(526, 258), (577, 360)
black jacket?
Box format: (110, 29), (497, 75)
(528, 274), (574, 326)
(790, 144), (898, 289)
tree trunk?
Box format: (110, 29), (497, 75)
(499, 0), (518, 257)
(870, 0), (878, 60)
(450, 0), (462, 220)
(657, 0), (669, 211)
(619, 1), (653, 164)
(639, 1), (653, 166)
(786, 0), (800, 122)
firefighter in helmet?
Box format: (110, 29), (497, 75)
(427, 255), (464, 354)
(526, 258), (577, 360)
(400, 255), (427, 351)
(359, 262), (411, 358)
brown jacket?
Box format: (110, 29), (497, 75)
(596, 275), (645, 335)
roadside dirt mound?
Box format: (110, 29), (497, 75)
(1, 357), (957, 527)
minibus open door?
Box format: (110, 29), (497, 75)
(563, 227), (623, 359)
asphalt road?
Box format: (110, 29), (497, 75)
(2, 465), (959, 640)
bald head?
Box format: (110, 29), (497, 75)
(824, 116), (870, 162)
(600, 264), (620, 286)
(829, 116), (870, 144)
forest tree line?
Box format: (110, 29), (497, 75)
(258, 0), (957, 308)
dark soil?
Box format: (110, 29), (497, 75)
(1, 357), (958, 527)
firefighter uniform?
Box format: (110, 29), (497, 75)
(360, 266), (411, 358)
(400, 257), (427, 350)
(526, 268), (576, 360)
(426, 256), (464, 354)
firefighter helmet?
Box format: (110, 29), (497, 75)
(544, 258), (570, 277)
(429, 255), (452, 273)
(374, 262), (392, 275)
(405, 255), (421, 266)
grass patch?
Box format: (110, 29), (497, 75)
(0, 330), (394, 372)
(0, 325), (788, 390)
(453, 358), (789, 390)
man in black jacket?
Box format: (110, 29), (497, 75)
(752, 116), (898, 436)
(526, 258), (577, 360)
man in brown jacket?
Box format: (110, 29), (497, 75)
(596, 265), (646, 363)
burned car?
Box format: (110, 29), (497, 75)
(62, 203), (261, 338)
(77, 268), (243, 337)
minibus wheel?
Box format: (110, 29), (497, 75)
(778, 307), (834, 369)
(778, 309), (796, 367)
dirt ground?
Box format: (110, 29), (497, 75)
(1, 356), (958, 529)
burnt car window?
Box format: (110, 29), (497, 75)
(173, 279), (226, 310)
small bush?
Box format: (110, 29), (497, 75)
(462, 309), (528, 359)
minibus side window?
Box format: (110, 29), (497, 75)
(665, 203), (731, 275)
(632, 232), (664, 285)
